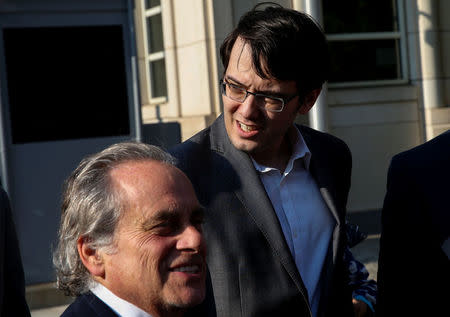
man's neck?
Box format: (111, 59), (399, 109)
(251, 136), (292, 172)
(153, 307), (186, 317)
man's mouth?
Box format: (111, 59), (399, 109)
(169, 255), (205, 275)
(171, 265), (202, 274)
(239, 121), (256, 132)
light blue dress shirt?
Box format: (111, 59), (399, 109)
(252, 126), (335, 317)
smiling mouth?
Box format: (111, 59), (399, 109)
(171, 265), (202, 274)
(238, 121), (257, 132)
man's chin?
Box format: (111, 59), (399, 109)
(166, 291), (205, 311)
(230, 137), (260, 154)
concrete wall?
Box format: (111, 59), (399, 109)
(408, 0), (450, 138)
(328, 86), (421, 212)
(140, 0), (222, 140)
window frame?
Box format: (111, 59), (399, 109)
(134, 0), (168, 105)
(325, 0), (408, 88)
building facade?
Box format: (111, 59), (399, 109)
(0, 0), (449, 310)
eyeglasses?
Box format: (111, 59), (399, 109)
(220, 80), (298, 113)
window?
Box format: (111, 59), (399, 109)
(3, 26), (130, 144)
(323, 0), (407, 86)
(135, 0), (168, 105)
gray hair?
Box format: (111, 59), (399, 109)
(53, 141), (176, 296)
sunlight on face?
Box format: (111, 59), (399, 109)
(222, 37), (300, 167)
(101, 160), (206, 316)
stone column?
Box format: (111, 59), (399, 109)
(292, 0), (329, 132)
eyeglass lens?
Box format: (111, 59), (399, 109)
(222, 81), (283, 112)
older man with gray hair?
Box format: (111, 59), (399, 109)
(53, 142), (207, 317)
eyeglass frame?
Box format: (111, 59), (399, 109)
(220, 79), (299, 113)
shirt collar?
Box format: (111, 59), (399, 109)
(90, 283), (153, 317)
(252, 125), (311, 173)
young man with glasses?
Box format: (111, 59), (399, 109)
(171, 3), (374, 317)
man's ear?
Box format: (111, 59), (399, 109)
(298, 88), (321, 115)
(77, 236), (105, 278)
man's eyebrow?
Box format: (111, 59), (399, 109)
(224, 75), (245, 87)
(141, 206), (205, 228)
(140, 210), (174, 229)
(152, 210), (175, 221)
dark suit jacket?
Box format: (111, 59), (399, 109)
(61, 291), (207, 317)
(170, 115), (355, 317)
(61, 291), (118, 317)
(377, 130), (450, 317)
(0, 187), (30, 317)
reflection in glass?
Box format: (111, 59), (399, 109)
(146, 14), (164, 53)
(145, 0), (160, 10)
(150, 59), (167, 98)
(328, 39), (401, 82)
(323, 0), (398, 33)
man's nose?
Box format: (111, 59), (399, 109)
(177, 225), (205, 253)
(239, 93), (262, 118)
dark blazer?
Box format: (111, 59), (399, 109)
(0, 187), (30, 317)
(61, 291), (118, 317)
(61, 291), (207, 317)
(170, 115), (355, 317)
(377, 130), (450, 317)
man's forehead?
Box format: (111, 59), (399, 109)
(228, 37), (284, 87)
(110, 160), (196, 209)
(111, 160), (184, 190)
(231, 38), (253, 72)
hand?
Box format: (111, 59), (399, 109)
(352, 298), (370, 317)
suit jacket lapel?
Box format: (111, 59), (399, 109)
(300, 126), (347, 317)
(300, 125), (344, 265)
(209, 116), (308, 296)
(78, 291), (119, 316)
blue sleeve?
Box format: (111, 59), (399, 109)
(344, 246), (377, 312)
